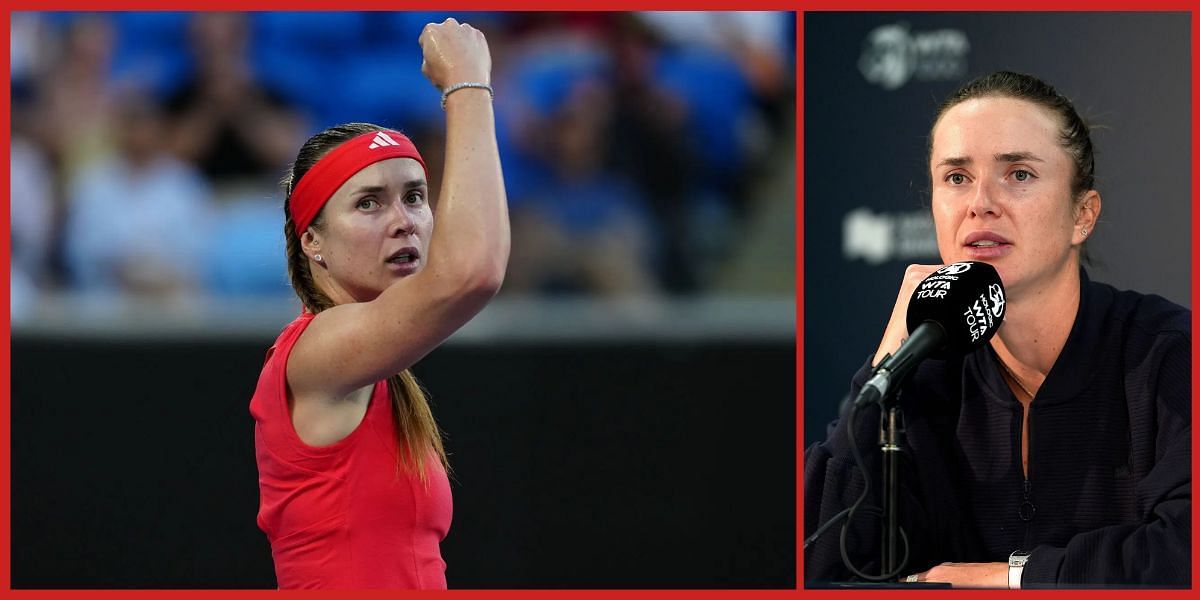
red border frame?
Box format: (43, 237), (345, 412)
(0, 8), (801, 596)
(1, 8), (11, 596)
(3, 4), (1198, 597)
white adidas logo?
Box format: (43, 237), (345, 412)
(368, 132), (401, 149)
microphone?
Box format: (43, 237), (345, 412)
(855, 261), (1006, 407)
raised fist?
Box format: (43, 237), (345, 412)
(418, 18), (491, 91)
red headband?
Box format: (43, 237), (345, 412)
(289, 130), (427, 235)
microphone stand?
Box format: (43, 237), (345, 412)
(878, 393), (905, 577)
(859, 324), (942, 579)
(817, 388), (945, 589)
(816, 369), (950, 588)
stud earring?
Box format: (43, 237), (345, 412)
(1081, 229), (1088, 238)
(314, 254), (323, 263)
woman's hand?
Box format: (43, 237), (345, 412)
(873, 264), (944, 366)
(418, 18), (491, 90)
(906, 562), (1008, 588)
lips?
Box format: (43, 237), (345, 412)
(386, 247), (420, 264)
(962, 231), (1012, 259)
(385, 247), (421, 274)
(963, 231), (1012, 247)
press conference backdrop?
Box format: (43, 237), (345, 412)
(804, 12), (1190, 447)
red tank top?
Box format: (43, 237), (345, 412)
(250, 312), (452, 589)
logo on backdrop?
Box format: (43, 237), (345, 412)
(859, 23), (971, 90)
(843, 207), (940, 265)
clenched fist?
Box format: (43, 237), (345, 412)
(873, 264), (945, 367)
(418, 18), (491, 91)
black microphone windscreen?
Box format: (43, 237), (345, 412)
(905, 261), (1006, 356)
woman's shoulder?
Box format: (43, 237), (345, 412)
(271, 312), (318, 353)
(255, 312), (318, 393)
(1089, 278), (1190, 341)
(1083, 279), (1189, 420)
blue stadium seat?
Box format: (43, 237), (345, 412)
(205, 197), (291, 296)
(654, 46), (753, 185)
(109, 12), (191, 98)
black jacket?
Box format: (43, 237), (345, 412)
(804, 271), (1191, 587)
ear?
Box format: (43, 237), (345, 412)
(1073, 190), (1101, 245)
(300, 228), (323, 262)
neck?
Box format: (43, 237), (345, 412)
(990, 265), (1081, 394)
(311, 263), (359, 307)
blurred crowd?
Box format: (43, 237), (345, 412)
(11, 11), (795, 319)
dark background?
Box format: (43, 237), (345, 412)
(11, 334), (795, 589)
(804, 12), (1191, 448)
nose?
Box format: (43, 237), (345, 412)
(389, 201), (416, 236)
(967, 178), (1001, 218)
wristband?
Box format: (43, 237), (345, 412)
(441, 82), (494, 110)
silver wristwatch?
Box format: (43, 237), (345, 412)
(1008, 550), (1031, 589)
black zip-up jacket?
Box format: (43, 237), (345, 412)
(805, 270), (1190, 588)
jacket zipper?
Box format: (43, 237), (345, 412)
(1017, 404), (1036, 549)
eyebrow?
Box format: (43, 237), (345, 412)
(935, 151), (1046, 169)
(995, 151), (1044, 164)
(348, 179), (427, 195)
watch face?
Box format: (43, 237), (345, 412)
(1009, 551), (1031, 566)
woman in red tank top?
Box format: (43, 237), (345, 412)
(249, 19), (507, 589)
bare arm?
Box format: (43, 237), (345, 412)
(289, 19), (509, 402)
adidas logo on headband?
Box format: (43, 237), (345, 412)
(368, 132), (402, 149)
(290, 129), (426, 235)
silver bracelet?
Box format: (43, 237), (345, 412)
(441, 82), (494, 110)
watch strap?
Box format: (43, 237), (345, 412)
(1008, 550), (1031, 589)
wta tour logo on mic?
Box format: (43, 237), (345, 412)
(855, 261), (1005, 407)
(907, 261), (1006, 356)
